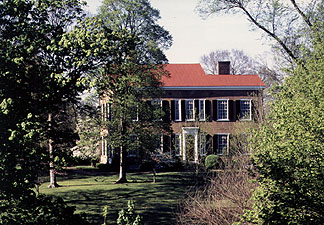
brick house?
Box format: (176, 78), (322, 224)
(99, 62), (265, 164)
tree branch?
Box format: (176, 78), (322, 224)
(237, 3), (298, 63)
(290, 0), (313, 28)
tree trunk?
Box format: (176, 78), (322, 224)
(115, 145), (127, 183)
(48, 113), (59, 188)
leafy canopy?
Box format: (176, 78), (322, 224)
(243, 32), (324, 224)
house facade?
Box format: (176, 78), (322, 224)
(99, 62), (265, 164)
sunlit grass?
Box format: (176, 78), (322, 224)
(39, 170), (200, 225)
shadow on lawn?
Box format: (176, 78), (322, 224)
(51, 171), (202, 225)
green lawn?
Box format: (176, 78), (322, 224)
(39, 169), (201, 225)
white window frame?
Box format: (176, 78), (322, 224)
(101, 103), (110, 121)
(174, 133), (181, 156)
(199, 133), (207, 156)
(240, 99), (252, 121)
(185, 99), (195, 121)
(216, 133), (229, 155)
(174, 99), (181, 121)
(101, 136), (107, 156)
(217, 99), (229, 121)
(198, 99), (205, 121)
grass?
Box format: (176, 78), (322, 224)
(39, 169), (201, 225)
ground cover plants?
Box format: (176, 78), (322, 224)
(39, 169), (201, 225)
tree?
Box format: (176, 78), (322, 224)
(242, 33), (324, 224)
(200, 49), (284, 91)
(94, 0), (172, 183)
(197, 0), (324, 67)
(73, 91), (101, 166)
(97, 60), (169, 183)
(200, 49), (257, 74)
(97, 0), (172, 64)
(0, 0), (104, 197)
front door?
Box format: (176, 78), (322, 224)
(185, 134), (195, 162)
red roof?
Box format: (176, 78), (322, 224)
(161, 64), (265, 88)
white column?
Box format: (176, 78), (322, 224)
(182, 132), (186, 161)
(194, 132), (199, 163)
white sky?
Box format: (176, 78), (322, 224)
(84, 0), (272, 64)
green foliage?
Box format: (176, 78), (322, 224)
(73, 91), (101, 162)
(89, 0), (173, 182)
(0, 194), (89, 225)
(117, 201), (143, 225)
(0, 0), (92, 199)
(204, 154), (220, 170)
(98, 0), (172, 64)
(243, 34), (324, 224)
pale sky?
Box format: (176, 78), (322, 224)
(84, 0), (271, 64)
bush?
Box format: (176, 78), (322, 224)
(205, 155), (220, 170)
(0, 194), (89, 225)
(117, 201), (143, 225)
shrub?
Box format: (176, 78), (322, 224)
(204, 154), (220, 170)
(117, 201), (143, 225)
(0, 194), (89, 225)
(177, 170), (256, 225)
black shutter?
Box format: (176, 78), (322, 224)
(229, 100), (235, 122)
(181, 100), (186, 121)
(142, 100), (151, 121)
(251, 100), (257, 122)
(205, 100), (211, 122)
(171, 100), (175, 121)
(162, 100), (170, 122)
(206, 134), (212, 154)
(236, 100), (241, 121)
(163, 135), (170, 153)
(194, 100), (199, 121)
(213, 134), (217, 155)
(212, 100), (218, 121)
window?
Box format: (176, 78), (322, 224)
(174, 100), (181, 121)
(199, 99), (205, 121)
(217, 134), (229, 155)
(217, 99), (229, 121)
(185, 99), (194, 121)
(240, 99), (252, 120)
(174, 134), (181, 156)
(153, 134), (164, 154)
(199, 134), (207, 156)
(101, 103), (111, 121)
(101, 136), (107, 156)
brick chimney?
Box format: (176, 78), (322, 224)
(217, 61), (230, 75)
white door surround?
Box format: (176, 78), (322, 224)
(182, 127), (199, 163)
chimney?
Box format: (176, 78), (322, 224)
(217, 61), (230, 75)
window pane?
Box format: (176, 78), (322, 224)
(175, 100), (181, 121)
(240, 100), (251, 120)
(217, 135), (228, 155)
(199, 134), (206, 155)
(185, 100), (194, 120)
(199, 100), (205, 121)
(217, 100), (228, 120)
